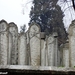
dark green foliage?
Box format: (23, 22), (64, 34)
(29, 0), (67, 44)
(20, 24), (26, 33)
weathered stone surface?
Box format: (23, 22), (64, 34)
(59, 44), (63, 66)
(1, 20), (75, 69)
(57, 49), (60, 66)
(8, 32), (13, 64)
(68, 20), (75, 67)
(26, 31), (29, 44)
(41, 39), (46, 66)
(26, 31), (30, 65)
(70, 37), (75, 67)
(0, 65), (75, 72)
(0, 32), (8, 65)
(9, 23), (18, 65)
(40, 32), (45, 39)
(29, 23), (41, 66)
(18, 33), (27, 65)
(47, 35), (55, 66)
(0, 20), (8, 65)
(63, 42), (69, 67)
(53, 33), (58, 66)
(47, 33), (58, 66)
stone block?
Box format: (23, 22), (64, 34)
(40, 32), (45, 39)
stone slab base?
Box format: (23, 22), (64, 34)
(0, 65), (75, 74)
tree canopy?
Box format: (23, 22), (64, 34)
(29, 0), (67, 44)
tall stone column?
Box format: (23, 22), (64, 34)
(54, 37), (58, 66)
(63, 41), (69, 67)
(0, 20), (8, 65)
(47, 35), (55, 66)
(29, 23), (41, 66)
(40, 32), (46, 66)
(18, 33), (27, 65)
(41, 39), (46, 66)
(9, 23), (18, 65)
(8, 32), (13, 64)
(47, 32), (58, 66)
(68, 20), (75, 67)
(26, 31), (30, 65)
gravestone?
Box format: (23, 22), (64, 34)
(18, 33), (27, 65)
(47, 33), (58, 66)
(63, 42), (69, 67)
(68, 20), (75, 67)
(9, 23), (18, 65)
(40, 32), (46, 66)
(53, 32), (58, 66)
(29, 23), (41, 66)
(47, 35), (55, 66)
(0, 20), (8, 65)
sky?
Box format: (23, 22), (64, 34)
(58, 0), (75, 30)
(0, 0), (75, 31)
(0, 0), (32, 31)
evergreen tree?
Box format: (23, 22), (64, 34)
(20, 24), (26, 33)
(29, 0), (67, 44)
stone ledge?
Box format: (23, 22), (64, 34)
(0, 65), (75, 72)
(0, 65), (75, 74)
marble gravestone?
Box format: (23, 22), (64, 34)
(40, 32), (46, 66)
(18, 33), (27, 65)
(41, 39), (46, 66)
(68, 20), (75, 67)
(47, 35), (55, 66)
(47, 33), (58, 66)
(63, 42), (69, 67)
(0, 20), (8, 65)
(29, 23), (41, 66)
(9, 23), (18, 65)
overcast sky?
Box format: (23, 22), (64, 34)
(59, 0), (75, 30)
(0, 0), (75, 31)
(0, 0), (32, 31)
